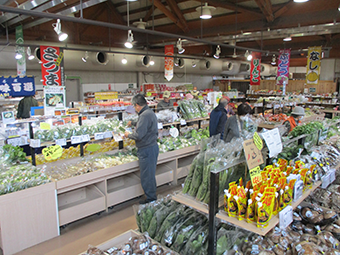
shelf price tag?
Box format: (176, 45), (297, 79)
(94, 132), (104, 140)
(113, 134), (123, 142)
(55, 138), (67, 147)
(40, 122), (51, 130)
(249, 166), (262, 186)
(279, 205), (293, 230)
(30, 139), (41, 148)
(71, 136), (82, 144)
(82, 134), (90, 142)
(8, 137), (21, 147)
(104, 131), (113, 139)
(42, 145), (63, 161)
(180, 119), (186, 125)
(158, 123), (163, 129)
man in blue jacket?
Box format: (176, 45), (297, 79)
(209, 97), (229, 139)
(124, 94), (159, 204)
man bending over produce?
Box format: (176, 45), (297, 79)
(283, 106), (305, 135)
(124, 94), (159, 204)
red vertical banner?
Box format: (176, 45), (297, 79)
(164, 45), (174, 81)
(276, 49), (291, 86)
(250, 52), (261, 85)
(40, 46), (65, 86)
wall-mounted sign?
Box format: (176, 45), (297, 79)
(0, 76), (35, 98)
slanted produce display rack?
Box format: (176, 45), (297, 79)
(170, 131), (338, 255)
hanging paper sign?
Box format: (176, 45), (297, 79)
(16, 25), (26, 77)
(243, 139), (264, 170)
(0, 76), (35, 97)
(250, 52), (261, 85)
(164, 45), (174, 81)
(40, 46), (65, 86)
(276, 49), (291, 86)
(306, 46), (322, 85)
(249, 166), (262, 186)
(261, 128), (283, 158)
(42, 145), (63, 161)
(44, 86), (66, 116)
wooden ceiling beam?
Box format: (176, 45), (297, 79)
(106, 0), (125, 25)
(253, 0), (274, 22)
(148, 0), (186, 32)
(165, 0), (189, 32)
(144, 6), (155, 22)
(79, 6), (106, 34)
(273, 0), (294, 19)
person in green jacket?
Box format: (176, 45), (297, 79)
(17, 96), (38, 119)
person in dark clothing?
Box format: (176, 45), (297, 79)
(17, 96), (38, 119)
(209, 98), (229, 139)
(157, 91), (172, 111)
(124, 94), (159, 204)
(223, 103), (252, 143)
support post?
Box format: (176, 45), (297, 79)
(79, 116), (84, 157)
(29, 122), (36, 166)
(208, 171), (219, 255)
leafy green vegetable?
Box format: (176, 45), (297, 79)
(2, 144), (27, 163)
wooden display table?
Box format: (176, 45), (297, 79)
(320, 109), (340, 119)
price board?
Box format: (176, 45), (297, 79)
(249, 166), (262, 186)
(42, 145), (63, 161)
(243, 139), (264, 170)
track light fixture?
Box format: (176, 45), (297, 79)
(122, 56), (127, 64)
(176, 38), (185, 54)
(283, 36), (292, 41)
(15, 51), (22, 60)
(124, 30), (134, 49)
(196, 3), (216, 20)
(133, 18), (147, 29)
(192, 60), (197, 68)
(53, 19), (68, 41)
(27, 47), (34, 60)
(213, 45), (221, 59)
(245, 50), (252, 61)
(271, 54), (276, 65)
(82, 51), (89, 62)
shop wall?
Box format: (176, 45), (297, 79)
(255, 80), (336, 94)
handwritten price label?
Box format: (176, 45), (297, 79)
(253, 132), (263, 151)
(249, 166), (262, 186)
(40, 122), (51, 130)
(42, 145), (63, 161)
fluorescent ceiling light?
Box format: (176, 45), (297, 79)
(53, 19), (68, 41)
(283, 36), (292, 41)
(124, 30), (134, 49)
(196, 3), (215, 20)
(176, 38), (185, 54)
(294, 0), (309, 2)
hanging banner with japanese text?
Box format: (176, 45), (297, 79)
(306, 46), (322, 85)
(40, 46), (65, 86)
(0, 76), (35, 98)
(16, 25), (26, 77)
(164, 45), (174, 81)
(250, 52), (261, 85)
(276, 49), (291, 86)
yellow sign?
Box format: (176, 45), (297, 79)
(146, 92), (152, 97)
(253, 132), (263, 150)
(306, 46), (322, 85)
(40, 122), (51, 130)
(86, 144), (101, 152)
(249, 166), (262, 186)
(42, 145), (63, 161)
(94, 91), (118, 100)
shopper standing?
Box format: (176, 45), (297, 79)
(283, 106), (305, 135)
(17, 95), (39, 119)
(157, 91), (172, 111)
(209, 97), (229, 139)
(124, 94), (159, 204)
(223, 103), (252, 143)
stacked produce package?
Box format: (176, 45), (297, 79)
(178, 100), (208, 120)
(134, 196), (251, 255)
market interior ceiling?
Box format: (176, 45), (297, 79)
(0, 0), (339, 67)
